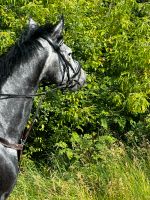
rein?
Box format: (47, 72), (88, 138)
(0, 92), (46, 100)
(0, 92), (47, 161)
(0, 87), (59, 160)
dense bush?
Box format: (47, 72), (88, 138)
(0, 0), (150, 165)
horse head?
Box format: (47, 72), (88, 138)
(26, 17), (86, 91)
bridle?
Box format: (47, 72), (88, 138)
(44, 37), (82, 90)
(0, 36), (81, 161)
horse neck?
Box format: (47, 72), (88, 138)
(0, 45), (47, 143)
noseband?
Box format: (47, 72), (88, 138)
(0, 36), (81, 161)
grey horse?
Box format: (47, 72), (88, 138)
(0, 17), (86, 199)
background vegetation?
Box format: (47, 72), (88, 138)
(0, 0), (150, 199)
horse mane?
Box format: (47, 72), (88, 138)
(0, 22), (58, 87)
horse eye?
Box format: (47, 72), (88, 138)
(68, 52), (72, 57)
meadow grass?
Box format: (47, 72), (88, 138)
(9, 147), (150, 200)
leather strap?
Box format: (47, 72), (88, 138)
(0, 137), (23, 151)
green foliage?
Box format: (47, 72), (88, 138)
(0, 0), (150, 162)
(56, 133), (117, 165)
(127, 93), (149, 114)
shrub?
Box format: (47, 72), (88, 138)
(0, 0), (150, 163)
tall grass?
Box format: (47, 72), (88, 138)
(9, 147), (150, 200)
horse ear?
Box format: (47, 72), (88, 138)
(28, 18), (38, 30)
(51, 16), (64, 40)
(21, 18), (38, 42)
